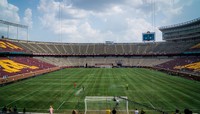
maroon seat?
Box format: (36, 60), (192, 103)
(0, 57), (56, 77)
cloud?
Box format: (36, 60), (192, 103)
(38, 0), (85, 34)
(0, 0), (20, 38)
(0, 0), (32, 40)
(156, 0), (183, 16)
(69, 0), (125, 11)
(0, 26), (8, 37)
(0, 0), (20, 23)
(37, 0), (191, 43)
(23, 8), (33, 28)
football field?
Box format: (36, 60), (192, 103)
(0, 68), (200, 113)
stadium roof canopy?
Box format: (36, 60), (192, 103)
(159, 17), (200, 41)
(0, 20), (28, 29)
(159, 17), (200, 30)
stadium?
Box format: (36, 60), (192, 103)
(0, 0), (200, 114)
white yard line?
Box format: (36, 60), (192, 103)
(57, 101), (65, 110)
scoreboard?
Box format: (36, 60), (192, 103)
(142, 32), (155, 41)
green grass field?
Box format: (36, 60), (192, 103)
(0, 68), (200, 113)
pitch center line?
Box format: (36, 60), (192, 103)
(57, 101), (65, 110)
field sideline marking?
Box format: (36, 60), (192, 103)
(7, 89), (39, 106)
(57, 101), (65, 110)
(149, 101), (155, 109)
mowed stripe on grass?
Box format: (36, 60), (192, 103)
(0, 68), (200, 113)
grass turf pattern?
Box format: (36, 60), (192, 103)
(0, 68), (200, 113)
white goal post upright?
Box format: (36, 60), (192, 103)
(84, 96), (129, 114)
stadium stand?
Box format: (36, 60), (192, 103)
(0, 57), (56, 77)
(191, 43), (200, 49)
(35, 57), (172, 67)
(63, 44), (73, 54)
(1, 17), (200, 85)
(0, 39), (26, 53)
(0, 56), (61, 85)
(122, 43), (131, 54)
(87, 44), (95, 55)
(0, 40), (61, 85)
(184, 42), (200, 54)
(105, 44), (116, 55)
(79, 44), (88, 55)
(1, 38), (199, 66)
(71, 44), (80, 55)
(155, 56), (200, 76)
(2, 38), (199, 55)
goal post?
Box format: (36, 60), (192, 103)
(84, 96), (129, 114)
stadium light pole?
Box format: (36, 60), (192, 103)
(7, 25), (9, 38)
(0, 20), (28, 40)
(17, 26), (18, 39)
(84, 99), (87, 114)
(26, 28), (29, 41)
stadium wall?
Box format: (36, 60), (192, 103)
(0, 66), (61, 86)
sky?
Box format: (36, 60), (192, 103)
(0, 0), (200, 43)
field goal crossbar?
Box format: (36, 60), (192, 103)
(84, 96), (129, 114)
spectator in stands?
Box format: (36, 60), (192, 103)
(112, 108), (117, 114)
(134, 109), (139, 114)
(49, 105), (54, 114)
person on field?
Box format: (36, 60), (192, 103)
(49, 105), (53, 114)
(2, 106), (7, 114)
(175, 109), (180, 114)
(113, 97), (119, 108)
(184, 108), (192, 114)
(126, 84), (129, 90)
(8, 107), (12, 113)
(141, 108), (145, 114)
(23, 108), (26, 114)
(14, 106), (18, 114)
(82, 85), (85, 91)
(112, 108), (117, 114)
(134, 109), (139, 114)
(72, 109), (78, 114)
(74, 82), (76, 88)
(116, 99), (119, 107)
(106, 109), (111, 114)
